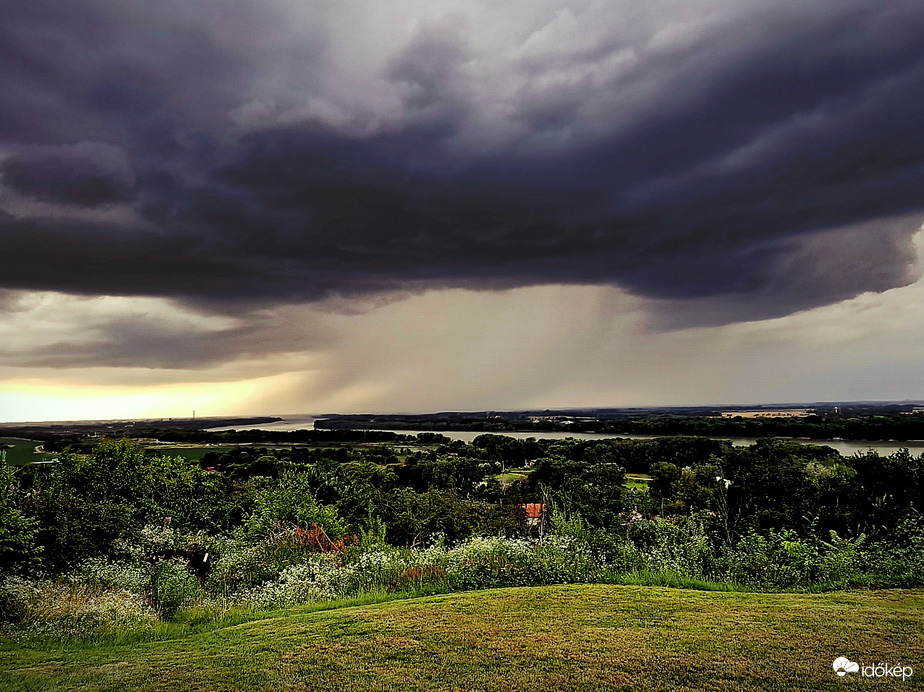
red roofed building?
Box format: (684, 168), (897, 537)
(523, 503), (545, 526)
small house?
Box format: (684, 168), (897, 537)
(523, 503), (545, 527)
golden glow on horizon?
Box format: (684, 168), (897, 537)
(0, 378), (264, 423)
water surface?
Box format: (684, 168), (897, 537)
(205, 415), (924, 457)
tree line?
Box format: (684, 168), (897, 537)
(3, 434), (922, 579)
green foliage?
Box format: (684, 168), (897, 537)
(721, 527), (870, 589)
(236, 556), (351, 608)
(6, 581), (157, 640)
(863, 509), (924, 586)
(624, 516), (717, 580)
(816, 530), (865, 587)
(725, 529), (819, 588)
(246, 470), (346, 538)
(29, 490), (136, 572)
(65, 557), (149, 594)
(416, 456), (482, 495)
(23, 439), (219, 570)
(381, 489), (487, 545)
(444, 536), (599, 590)
(206, 538), (278, 596)
(357, 512), (389, 551)
(150, 560), (203, 617)
(7, 434), (924, 642)
(531, 457), (626, 528)
(850, 449), (924, 533)
(0, 464), (40, 574)
(0, 576), (39, 623)
(648, 462), (681, 503)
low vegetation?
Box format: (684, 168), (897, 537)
(3, 584), (923, 691)
(1, 434), (923, 648)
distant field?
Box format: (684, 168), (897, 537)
(495, 470), (530, 484)
(625, 473), (652, 490)
(495, 471), (652, 490)
(3, 584), (923, 691)
(0, 437), (47, 466)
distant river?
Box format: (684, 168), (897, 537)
(205, 415), (321, 432)
(205, 415), (924, 457)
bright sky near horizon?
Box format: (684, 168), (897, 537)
(1, 1), (923, 422)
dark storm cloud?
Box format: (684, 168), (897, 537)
(1, 142), (136, 206)
(1, 0), (923, 324)
(1, 317), (306, 371)
(0, 297), (334, 371)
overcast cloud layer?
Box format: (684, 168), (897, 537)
(1, 0), (923, 418)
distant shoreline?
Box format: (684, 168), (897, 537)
(0, 415), (281, 436)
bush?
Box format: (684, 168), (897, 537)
(13, 581), (157, 640)
(0, 576), (40, 624)
(862, 512), (924, 587)
(203, 542), (257, 596)
(246, 472), (346, 539)
(626, 516), (717, 580)
(725, 529), (818, 588)
(237, 556), (351, 609)
(150, 560), (202, 617)
(0, 465), (41, 574)
(815, 531), (865, 587)
(444, 536), (598, 590)
(65, 558), (149, 594)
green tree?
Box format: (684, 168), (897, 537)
(724, 441), (823, 535)
(25, 439), (211, 570)
(246, 470), (346, 538)
(381, 489), (486, 546)
(0, 464), (40, 574)
(649, 462), (682, 505)
(531, 457), (626, 528)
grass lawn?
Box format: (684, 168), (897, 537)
(495, 471), (530, 485)
(3, 584), (923, 691)
(624, 473), (652, 491)
(0, 437), (47, 466)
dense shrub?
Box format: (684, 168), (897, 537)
(724, 530), (819, 588)
(246, 471), (346, 539)
(445, 536), (598, 590)
(206, 537), (279, 597)
(0, 576), (39, 624)
(236, 556), (350, 608)
(65, 557), (149, 594)
(625, 516), (717, 580)
(0, 465), (40, 574)
(150, 560), (202, 617)
(5, 437), (924, 640)
(9, 581), (156, 640)
(862, 511), (924, 587)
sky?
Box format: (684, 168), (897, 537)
(1, 0), (923, 422)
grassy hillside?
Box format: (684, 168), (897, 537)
(0, 437), (46, 466)
(3, 585), (924, 691)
